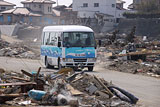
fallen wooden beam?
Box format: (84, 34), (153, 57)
(94, 75), (114, 97)
(0, 93), (27, 97)
(0, 82), (36, 86)
(36, 67), (41, 79)
(11, 76), (30, 82)
(21, 70), (33, 77)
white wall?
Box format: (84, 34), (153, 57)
(73, 0), (116, 18)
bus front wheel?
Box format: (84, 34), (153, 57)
(88, 66), (94, 71)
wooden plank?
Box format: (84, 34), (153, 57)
(66, 84), (83, 96)
(36, 67), (41, 79)
(0, 82), (36, 86)
(0, 93), (27, 97)
(21, 70), (33, 77)
(94, 75), (114, 97)
(11, 76), (30, 82)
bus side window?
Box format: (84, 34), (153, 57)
(42, 32), (45, 45)
(44, 32), (50, 45)
(49, 32), (57, 46)
(58, 32), (62, 41)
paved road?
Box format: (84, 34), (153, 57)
(0, 57), (160, 107)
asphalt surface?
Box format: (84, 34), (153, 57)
(0, 57), (160, 107)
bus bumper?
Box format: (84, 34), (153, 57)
(61, 58), (96, 67)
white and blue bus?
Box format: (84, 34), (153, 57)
(41, 25), (97, 71)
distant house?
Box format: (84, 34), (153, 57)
(52, 5), (78, 25)
(0, 0), (15, 12)
(1, 7), (42, 24)
(0, 0), (60, 25)
(21, 0), (55, 15)
(72, 0), (117, 18)
(72, 0), (126, 19)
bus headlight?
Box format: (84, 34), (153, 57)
(65, 58), (73, 62)
(88, 58), (96, 62)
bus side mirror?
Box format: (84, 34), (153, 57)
(98, 40), (102, 47)
(58, 41), (61, 47)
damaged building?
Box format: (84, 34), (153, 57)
(0, 0), (58, 25)
(0, 0), (15, 12)
(72, 0), (127, 32)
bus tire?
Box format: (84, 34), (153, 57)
(45, 57), (52, 68)
(88, 66), (94, 71)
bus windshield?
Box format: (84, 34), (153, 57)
(63, 32), (96, 47)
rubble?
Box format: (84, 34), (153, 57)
(0, 39), (39, 59)
(96, 29), (160, 78)
(0, 67), (139, 107)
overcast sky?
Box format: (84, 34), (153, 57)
(6, 0), (133, 9)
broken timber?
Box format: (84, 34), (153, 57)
(94, 75), (114, 97)
(0, 82), (36, 93)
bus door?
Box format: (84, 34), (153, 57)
(48, 32), (59, 66)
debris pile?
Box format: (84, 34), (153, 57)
(96, 27), (160, 78)
(0, 68), (139, 106)
(0, 40), (38, 59)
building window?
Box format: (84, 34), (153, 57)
(1, 7), (6, 10)
(39, 5), (41, 8)
(48, 7), (52, 12)
(94, 3), (99, 7)
(21, 17), (24, 22)
(7, 16), (12, 22)
(83, 3), (88, 7)
(48, 7), (50, 12)
(50, 7), (52, 12)
(112, 4), (115, 8)
(29, 17), (32, 22)
(34, 4), (36, 8)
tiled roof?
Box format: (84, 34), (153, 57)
(1, 7), (42, 16)
(0, 0), (16, 6)
(21, 0), (55, 4)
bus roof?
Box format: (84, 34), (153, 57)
(43, 25), (94, 32)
